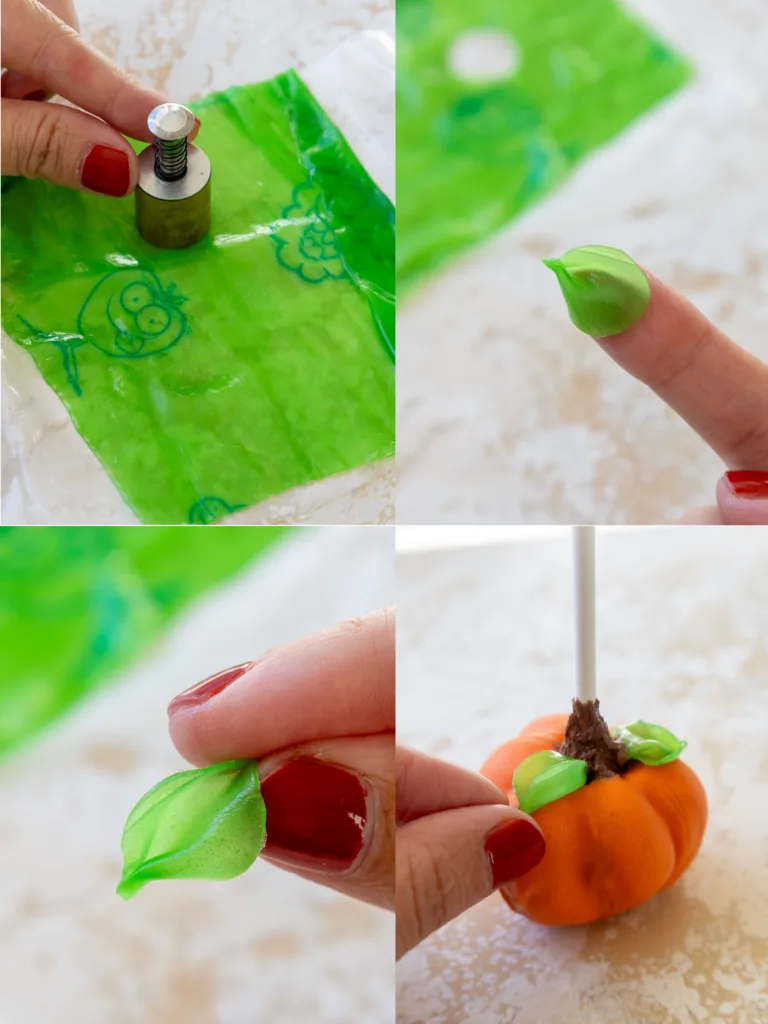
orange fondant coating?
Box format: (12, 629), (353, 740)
(480, 715), (707, 926)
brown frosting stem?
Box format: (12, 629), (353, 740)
(558, 698), (629, 781)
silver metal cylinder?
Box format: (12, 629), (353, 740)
(136, 103), (211, 249)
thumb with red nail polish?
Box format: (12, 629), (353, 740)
(395, 747), (545, 959)
(717, 472), (768, 525)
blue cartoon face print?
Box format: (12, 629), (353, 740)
(16, 266), (190, 397)
(79, 269), (189, 359)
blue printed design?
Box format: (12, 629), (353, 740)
(16, 267), (190, 396)
(273, 182), (346, 283)
(188, 497), (247, 525)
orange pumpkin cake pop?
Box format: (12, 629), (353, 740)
(481, 698), (707, 926)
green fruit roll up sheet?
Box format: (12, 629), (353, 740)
(397, 0), (691, 289)
(1, 72), (395, 524)
(0, 525), (289, 757)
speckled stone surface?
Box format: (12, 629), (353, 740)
(0, 528), (394, 1023)
(397, 0), (768, 524)
(1, 0), (394, 525)
(397, 528), (768, 1023)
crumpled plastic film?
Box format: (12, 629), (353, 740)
(0, 525), (289, 757)
(397, 0), (691, 289)
(1, 72), (394, 525)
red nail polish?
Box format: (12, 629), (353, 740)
(485, 818), (546, 889)
(81, 145), (131, 197)
(261, 757), (368, 869)
(24, 90), (47, 102)
(168, 662), (252, 713)
(725, 470), (768, 500)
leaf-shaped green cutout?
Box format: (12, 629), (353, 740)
(117, 759), (266, 900)
(612, 721), (687, 766)
(513, 751), (587, 815)
(513, 749), (565, 806)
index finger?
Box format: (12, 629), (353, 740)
(2, 0), (165, 141)
(168, 609), (395, 766)
(396, 746), (508, 825)
(597, 272), (768, 470)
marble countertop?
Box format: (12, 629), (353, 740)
(397, 0), (768, 524)
(0, 528), (394, 1023)
(1, 0), (394, 525)
(397, 527), (768, 1023)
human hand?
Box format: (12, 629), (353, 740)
(592, 269), (768, 523)
(167, 609), (394, 910)
(2, 0), (173, 196)
(395, 746), (545, 959)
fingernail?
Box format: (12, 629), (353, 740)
(485, 818), (546, 889)
(24, 90), (48, 102)
(81, 144), (131, 197)
(168, 661), (252, 713)
(261, 757), (368, 870)
(543, 245), (650, 338)
(725, 470), (768, 499)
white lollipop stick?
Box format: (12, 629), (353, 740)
(573, 526), (596, 703)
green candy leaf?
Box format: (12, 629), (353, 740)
(612, 720), (687, 765)
(117, 759), (266, 900)
(513, 749), (565, 805)
(513, 750), (588, 815)
(543, 245), (651, 338)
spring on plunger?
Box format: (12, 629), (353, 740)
(154, 136), (188, 182)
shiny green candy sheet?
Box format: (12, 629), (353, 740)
(0, 526), (288, 757)
(397, 0), (691, 288)
(2, 72), (394, 525)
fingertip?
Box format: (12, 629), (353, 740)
(129, 89), (173, 143)
(166, 612), (394, 768)
(484, 813), (546, 890)
(1, 69), (47, 100)
(677, 505), (725, 525)
(80, 142), (137, 197)
(716, 473), (768, 525)
(167, 705), (213, 768)
(166, 660), (259, 766)
(396, 746), (510, 824)
(592, 267), (664, 351)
